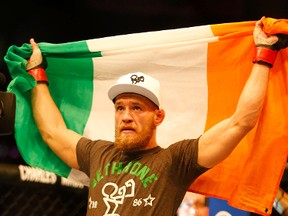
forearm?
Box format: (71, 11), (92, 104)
(232, 63), (269, 130)
(198, 63), (270, 168)
(214, 64), (270, 161)
(32, 83), (66, 140)
(31, 83), (80, 169)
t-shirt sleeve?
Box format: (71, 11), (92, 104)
(168, 138), (210, 186)
(76, 137), (94, 177)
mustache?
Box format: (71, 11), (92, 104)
(121, 126), (135, 131)
(119, 124), (136, 131)
(115, 125), (136, 134)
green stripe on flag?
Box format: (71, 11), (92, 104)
(4, 40), (102, 177)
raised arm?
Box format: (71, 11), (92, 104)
(28, 39), (82, 169)
(197, 19), (288, 168)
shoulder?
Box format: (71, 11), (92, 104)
(77, 137), (112, 145)
(77, 137), (114, 152)
(163, 138), (200, 162)
(167, 138), (199, 151)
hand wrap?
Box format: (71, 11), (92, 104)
(253, 34), (288, 68)
(28, 68), (48, 83)
(26, 47), (48, 83)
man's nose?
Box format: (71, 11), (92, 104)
(122, 109), (133, 122)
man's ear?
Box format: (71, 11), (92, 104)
(154, 109), (165, 126)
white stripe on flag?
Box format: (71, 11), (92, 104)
(84, 25), (217, 147)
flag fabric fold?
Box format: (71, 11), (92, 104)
(4, 16), (288, 215)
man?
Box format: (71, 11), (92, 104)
(26, 19), (287, 215)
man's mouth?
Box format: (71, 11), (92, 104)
(120, 127), (135, 133)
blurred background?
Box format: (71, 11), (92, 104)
(0, 0), (287, 215)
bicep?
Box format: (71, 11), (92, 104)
(45, 128), (83, 170)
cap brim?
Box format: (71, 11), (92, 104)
(108, 84), (160, 107)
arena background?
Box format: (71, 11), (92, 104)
(0, 0), (287, 215)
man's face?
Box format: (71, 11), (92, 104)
(114, 93), (158, 152)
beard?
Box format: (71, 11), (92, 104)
(114, 122), (156, 152)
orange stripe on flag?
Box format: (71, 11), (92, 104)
(189, 18), (288, 215)
(262, 16), (288, 34)
(210, 20), (255, 40)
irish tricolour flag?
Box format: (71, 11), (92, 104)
(5, 17), (288, 215)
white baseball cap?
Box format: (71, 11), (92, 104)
(108, 72), (162, 108)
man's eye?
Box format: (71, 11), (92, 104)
(134, 106), (141, 110)
(116, 106), (123, 111)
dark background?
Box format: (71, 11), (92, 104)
(0, 0), (288, 164)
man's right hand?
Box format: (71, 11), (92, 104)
(26, 39), (48, 83)
(26, 38), (45, 71)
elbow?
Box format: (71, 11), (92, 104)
(38, 126), (58, 145)
(248, 117), (258, 130)
(37, 127), (80, 170)
(232, 113), (259, 134)
(244, 112), (260, 130)
(240, 120), (257, 133)
(234, 103), (262, 132)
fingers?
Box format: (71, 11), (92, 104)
(254, 20), (263, 31)
(267, 35), (279, 45)
(255, 19), (263, 28)
(30, 38), (39, 50)
(254, 19), (279, 46)
(26, 38), (43, 71)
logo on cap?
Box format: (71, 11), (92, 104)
(130, 74), (144, 84)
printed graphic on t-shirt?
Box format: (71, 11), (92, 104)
(91, 160), (158, 189)
(89, 160), (158, 215)
(102, 179), (135, 215)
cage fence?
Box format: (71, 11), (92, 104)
(0, 163), (88, 216)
